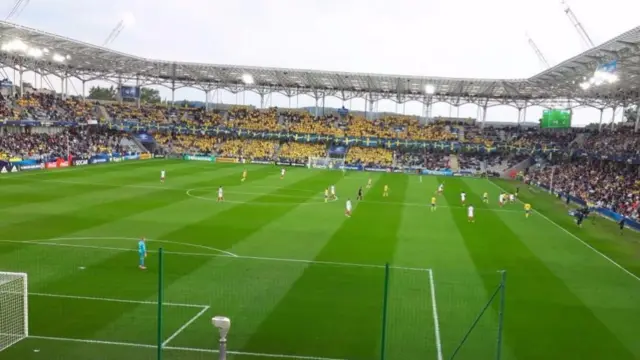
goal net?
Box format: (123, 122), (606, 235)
(0, 272), (28, 352)
(307, 156), (345, 170)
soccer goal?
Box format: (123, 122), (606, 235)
(0, 272), (28, 352)
(307, 156), (346, 170)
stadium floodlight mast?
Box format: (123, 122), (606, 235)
(425, 84), (435, 95)
(212, 316), (230, 360)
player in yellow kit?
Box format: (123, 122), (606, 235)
(524, 203), (532, 218)
(367, 177), (372, 189)
(241, 168), (247, 182)
(431, 196), (437, 212)
(383, 184), (389, 197)
(324, 188), (329, 203)
(483, 192), (488, 204)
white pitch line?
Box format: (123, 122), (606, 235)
(47, 237), (238, 258)
(162, 306), (209, 347)
(0, 239), (431, 272)
(488, 180), (640, 283)
(27, 335), (349, 360)
(28, 292), (207, 308)
(428, 269), (443, 360)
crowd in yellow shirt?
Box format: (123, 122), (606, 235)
(346, 147), (393, 166)
(219, 139), (277, 159)
(278, 143), (326, 161)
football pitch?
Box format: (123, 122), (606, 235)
(0, 160), (639, 360)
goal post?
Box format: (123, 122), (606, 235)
(307, 156), (346, 170)
(0, 272), (28, 352)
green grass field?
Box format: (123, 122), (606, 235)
(0, 159), (639, 360)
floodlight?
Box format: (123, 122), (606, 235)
(65, 54), (71, 60)
(425, 84), (435, 94)
(52, 54), (65, 62)
(42, 48), (49, 53)
(26, 48), (43, 58)
(2, 39), (28, 52)
(241, 73), (254, 85)
(579, 82), (590, 90)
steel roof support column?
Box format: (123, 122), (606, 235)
(81, 80), (86, 102)
(610, 106), (616, 130)
(321, 93), (326, 117)
(314, 97), (319, 118)
(635, 105), (640, 132)
(480, 105), (488, 129)
(135, 76), (141, 108)
(18, 68), (23, 97)
(517, 108), (522, 126)
(260, 93), (265, 109)
(522, 102), (528, 127)
(368, 97), (375, 121)
(170, 80), (175, 106)
(598, 108), (604, 131)
(60, 75), (65, 100)
(204, 89), (210, 112)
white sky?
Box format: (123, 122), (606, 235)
(2, 0), (639, 126)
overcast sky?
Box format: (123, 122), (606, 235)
(2, 0), (639, 126)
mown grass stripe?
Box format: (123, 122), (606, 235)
(440, 176), (634, 360)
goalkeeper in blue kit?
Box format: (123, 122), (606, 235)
(138, 238), (147, 270)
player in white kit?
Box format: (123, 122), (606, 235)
(330, 185), (336, 200)
(467, 204), (475, 223)
(280, 168), (286, 179)
(499, 193), (505, 207)
(460, 191), (466, 205)
(217, 186), (224, 202)
(160, 170), (165, 183)
(438, 183), (444, 195)
(509, 193), (515, 203)
(345, 198), (352, 217)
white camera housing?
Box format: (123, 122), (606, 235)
(212, 316), (231, 341)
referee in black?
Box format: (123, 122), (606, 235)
(619, 216), (626, 235)
(576, 208), (586, 228)
(357, 186), (363, 201)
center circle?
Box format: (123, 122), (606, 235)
(185, 186), (338, 206)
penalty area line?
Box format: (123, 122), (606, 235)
(27, 292), (207, 308)
(26, 335), (348, 360)
(162, 305), (210, 347)
(0, 239), (431, 272)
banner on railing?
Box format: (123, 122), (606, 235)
(184, 155), (216, 162)
(89, 155), (110, 164)
(214, 157), (235, 163)
(140, 153), (152, 160)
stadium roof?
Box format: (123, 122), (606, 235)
(0, 20), (639, 108)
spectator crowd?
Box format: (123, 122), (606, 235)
(3, 93), (640, 220)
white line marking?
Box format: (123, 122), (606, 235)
(45, 236), (238, 258)
(428, 269), (443, 360)
(28, 292), (207, 308)
(162, 306), (209, 347)
(27, 335), (348, 360)
(0, 238), (431, 272)
(488, 180), (640, 283)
